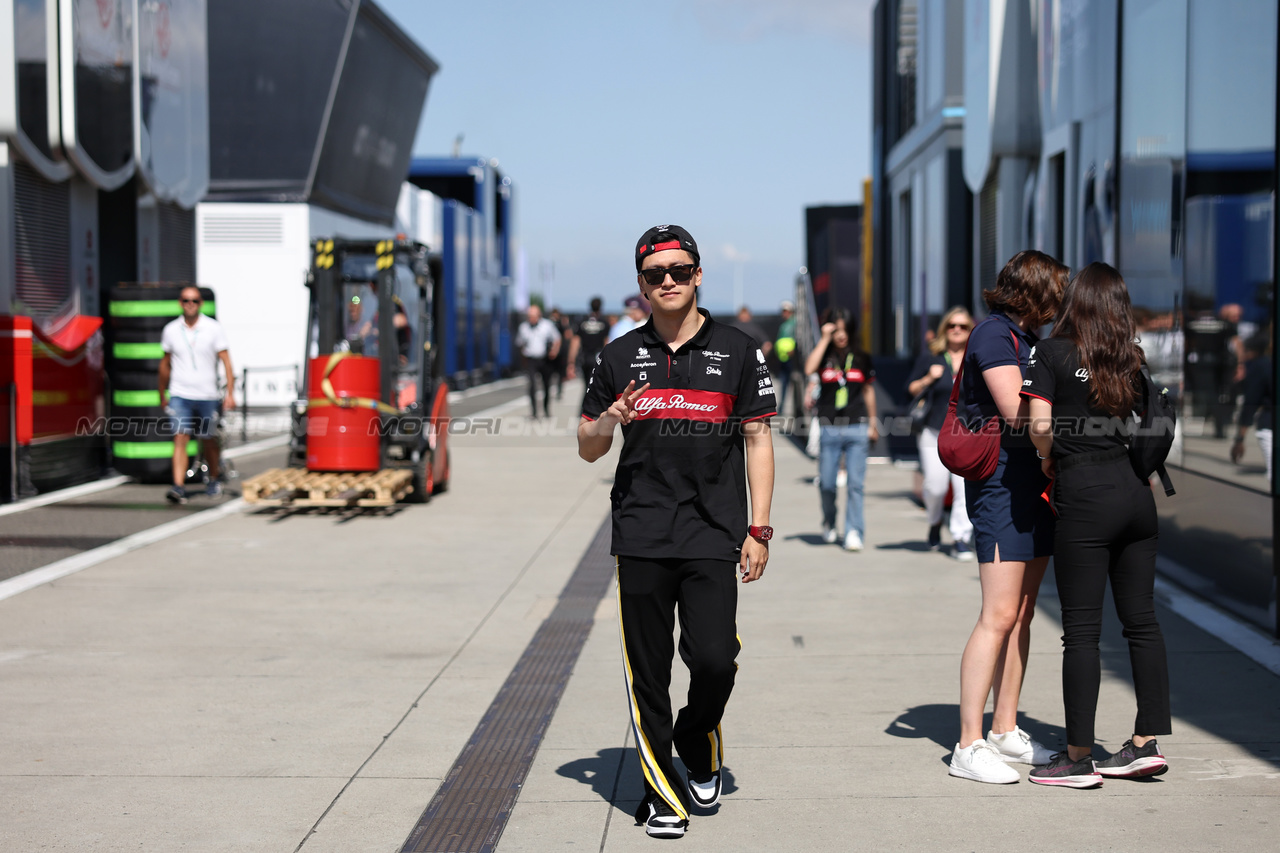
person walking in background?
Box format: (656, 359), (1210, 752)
(805, 307), (877, 552)
(949, 250), (1066, 784)
(515, 304), (561, 419)
(1022, 262), (1171, 788)
(1231, 333), (1274, 486)
(730, 305), (772, 359)
(570, 296), (609, 388)
(906, 307), (975, 560)
(549, 307), (574, 400)
(773, 300), (799, 417)
(608, 294), (648, 343)
(159, 286), (235, 504)
(578, 224), (775, 839)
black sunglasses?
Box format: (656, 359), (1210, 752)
(947, 322), (971, 330)
(181, 298), (202, 304)
(640, 264), (696, 286)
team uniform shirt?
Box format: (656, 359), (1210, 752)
(581, 309), (777, 561)
(576, 313), (609, 354)
(515, 318), (560, 359)
(959, 310), (1038, 449)
(161, 315), (229, 401)
(1021, 338), (1133, 458)
(814, 349), (875, 424)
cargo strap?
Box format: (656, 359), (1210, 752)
(307, 351), (401, 415)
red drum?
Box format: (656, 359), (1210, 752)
(305, 355), (381, 471)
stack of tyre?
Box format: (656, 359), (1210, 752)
(106, 285), (216, 482)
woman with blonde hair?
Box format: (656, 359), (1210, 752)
(906, 307), (975, 560)
(948, 250), (1066, 784)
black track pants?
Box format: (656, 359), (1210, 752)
(616, 556), (740, 817)
(1053, 455), (1171, 747)
(525, 357), (553, 415)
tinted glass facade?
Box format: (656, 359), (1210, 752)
(873, 0), (1279, 633)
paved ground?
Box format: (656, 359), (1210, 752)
(1, 381), (1277, 852)
(0, 380), (530, 581)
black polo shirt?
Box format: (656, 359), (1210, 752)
(581, 309), (777, 561)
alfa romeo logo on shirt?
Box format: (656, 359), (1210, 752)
(634, 394), (719, 415)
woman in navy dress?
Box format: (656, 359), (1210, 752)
(948, 250), (1067, 784)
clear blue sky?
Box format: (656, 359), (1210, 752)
(378, 0), (873, 315)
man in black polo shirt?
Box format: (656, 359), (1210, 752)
(578, 224), (776, 839)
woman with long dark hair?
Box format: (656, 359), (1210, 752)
(949, 250), (1065, 784)
(1021, 262), (1171, 788)
(804, 307), (878, 551)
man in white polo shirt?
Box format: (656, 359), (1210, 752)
(515, 303), (561, 419)
(159, 286), (235, 504)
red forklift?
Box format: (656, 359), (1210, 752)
(244, 237), (450, 508)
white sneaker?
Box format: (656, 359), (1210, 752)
(836, 469), (848, 488)
(949, 739), (1020, 784)
(822, 525), (838, 544)
(988, 727), (1056, 765)
(843, 530), (863, 551)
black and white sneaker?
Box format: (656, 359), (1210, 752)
(165, 485), (187, 505)
(687, 770), (721, 809)
(634, 796), (687, 839)
(1096, 739), (1169, 778)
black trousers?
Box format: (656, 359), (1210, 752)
(1053, 451), (1171, 746)
(616, 556), (740, 817)
(524, 357), (554, 416)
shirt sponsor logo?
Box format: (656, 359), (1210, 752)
(1076, 368), (1091, 380)
(1023, 379), (1033, 386)
(702, 350), (729, 360)
(820, 367), (867, 383)
(756, 349), (766, 363)
(759, 377), (772, 387)
(631, 361), (658, 368)
(758, 387), (773, 396)
(626, 390), (735, 423)
(706, 366), (722, 375)
(637, 347), (650, 358)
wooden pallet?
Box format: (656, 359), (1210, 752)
(242, 468), (414, 507)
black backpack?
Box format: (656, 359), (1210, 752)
(1130, 364), (1176, 496)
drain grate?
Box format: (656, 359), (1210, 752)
(400, 518), (614, 853)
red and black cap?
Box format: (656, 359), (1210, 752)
(635, 224), (699, 271)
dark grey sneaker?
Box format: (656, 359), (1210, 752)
(1028, 752), (1102, 788)
(206, 479), (223, 498)
(165, 485), (188, 505)
(1096, 739), (1168, 778)
(634, 796), (687, 838)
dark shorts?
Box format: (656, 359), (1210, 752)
(965, 445), (1056, 563)
(166, 396), (219, 439)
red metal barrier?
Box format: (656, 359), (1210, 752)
(0, 316), (34, 447)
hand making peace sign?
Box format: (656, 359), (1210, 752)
(602, 380), (651, 428)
